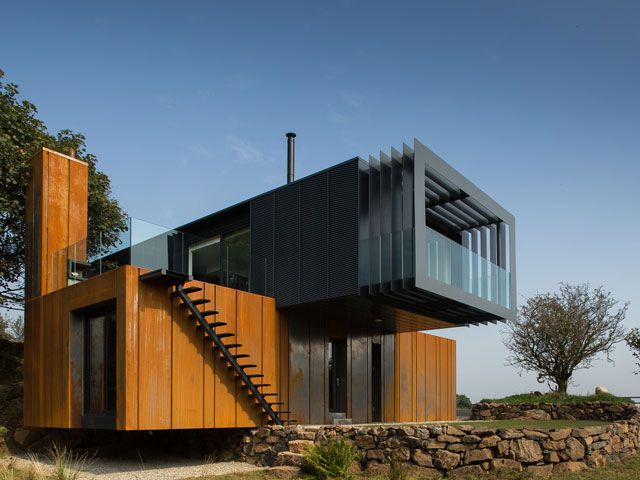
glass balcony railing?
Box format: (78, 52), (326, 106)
(425, 226), (511, 309)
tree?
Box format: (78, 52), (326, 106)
(504, 283), (628, 394)
(0, 69), (127, 311)
(627, 329), (640, 374)
(456, 394), (472, 409)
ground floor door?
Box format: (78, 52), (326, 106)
(372, 342), (382, 422)
(328, 339), (347, 413)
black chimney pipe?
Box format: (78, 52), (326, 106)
(286, 132), (296, 184)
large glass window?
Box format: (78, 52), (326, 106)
(189, 237), (221, 284)
(222, 228), (250, 291)
(189, 228), (250, 291)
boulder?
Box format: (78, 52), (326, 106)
(287, 440), (314, 454)
(491, 459), (522, 472)
(448, 465), (483, 477)
(511, 439), (543, 463)
(524, 409), (551, 420)
(464, 448), (492, 464)
(433, 449), (461, 470)
(554, 461), (587, 473)
(413, 449), (433, 467)
(276, 452), (304, 467)
(595, 386), (609, 395)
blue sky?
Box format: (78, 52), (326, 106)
(2, 1), (639, 400)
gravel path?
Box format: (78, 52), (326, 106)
(2, 454), (263, 479)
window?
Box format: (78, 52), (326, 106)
(189, 237), (221, 284)
(188, 228), (250, 291)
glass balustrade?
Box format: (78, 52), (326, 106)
(425, 226), (510, 308)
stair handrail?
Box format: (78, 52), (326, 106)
(174, 283), (283, 425)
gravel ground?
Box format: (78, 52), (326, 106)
(1, 454), (263, 479)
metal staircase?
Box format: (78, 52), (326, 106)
(173, 282), (293, 426)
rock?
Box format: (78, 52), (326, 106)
(511, 439), (543, 463)
(461, 434), (481, 444)
(297, 431), (315, 440)
(413, 449), (433, 467)
(526, 464), (554, 476)
(405, 465), (441, 477)
(268, 466), (301, 479)
(553, 461), (587, 473)
(524, 409), (551, 420)
(424, 440), (447, 449)
(433, 449), (460, 470)
(253, 444), (272, 454)
(548, 429), (571, 441)
(255, 427), (271, 438)
(544, 451), (560, 463)
(447, 444), (467, 453)
(498, 429), (524, 439)
(287, 440), (314, 454)
(390, 446), (410, 461)
(365, 462), (390, 476)
(465, 448), (492, 464)
(366, 449), (385, 461)
(478, 435), (501, 449)
(437, 434), (460, 443)
(396, 426), (415, 436)
(276, 452), (304, 467)
(595, 386), (609, 394)
(355, 434), (375, 449)
(491, 459), (523, 472)
(523, 429), (548, 441)
(446, 426), (466, 436)
(448, 465), (483, 477)
(563, 437), (585, 461)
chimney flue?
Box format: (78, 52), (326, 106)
(286, 132), (296, 184)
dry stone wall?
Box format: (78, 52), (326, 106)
(245, 413), (640, 477)
(471, 401), (638, 421)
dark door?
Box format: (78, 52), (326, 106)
(372, 343), (382, 422)
(329, 339), (347, 413)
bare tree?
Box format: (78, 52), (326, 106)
(627, 329), (640, 374)
(504, 284), (628, 394)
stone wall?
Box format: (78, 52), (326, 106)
(245, 414), (640, 477)
(471, 401), (638, 422)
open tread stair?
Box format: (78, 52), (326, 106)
(173, 282), (286, 426)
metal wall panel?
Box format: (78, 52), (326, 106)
(300, 173), (329, 303)
(275, 185), (300, 306)
(328, 161), (360, 298)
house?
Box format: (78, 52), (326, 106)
(22, 137), (515, 430)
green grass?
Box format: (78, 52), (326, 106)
(478, 392), (631, 405)
(446, 419), (610, 429)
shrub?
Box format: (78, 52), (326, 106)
(303, 438), (360, 479)
(48, 442), (90, 480)
(479, 392), (630, 404)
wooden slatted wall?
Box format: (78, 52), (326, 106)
(395, 331), (456, 422)
(24, 265), (287, 430)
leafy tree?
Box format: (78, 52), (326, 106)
(504, 283), (628, 394)
(0, 69), (127, 310)
(456, 394), (472, 409)
(0, 313), (23, 342)
(627, 329), (640, 374)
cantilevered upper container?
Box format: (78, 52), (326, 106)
(179, 139), (516, 327)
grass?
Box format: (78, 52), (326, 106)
(478, 392), (631, 405)
(446, 419), (611, 429)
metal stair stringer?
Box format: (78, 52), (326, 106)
(174, 283), (285, 426)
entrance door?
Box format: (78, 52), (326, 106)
(372, 343), (382, 422)
(328, 339), (347, 413)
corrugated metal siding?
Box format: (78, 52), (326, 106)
(328, 161), (360, 298)
(300, 173), (329, 303)
(250, 194), (274, 296)
(250, 159), (360, 307)
(274, 185), (300, 306)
